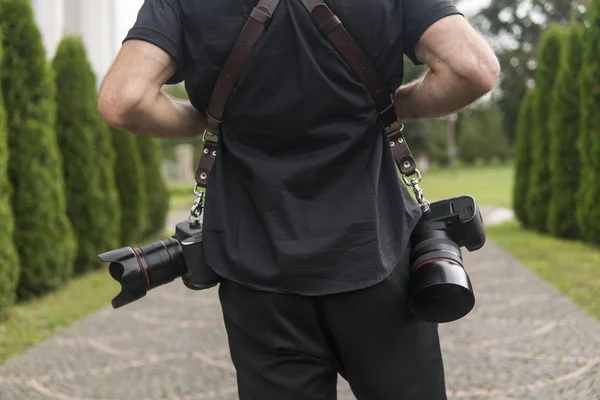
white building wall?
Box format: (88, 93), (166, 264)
(32, 0), (65, 59)
(62, 0), (83, 36)
(33, 0), (119, 84)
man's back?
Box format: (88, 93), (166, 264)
(100, 2), (499, 397)
(126, 0), (461, 295)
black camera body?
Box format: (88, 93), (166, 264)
(414, 195), (485, 251)
(99, 220), (220, 309)
(408, 195), (486, 323)
(99, 195), (486, 325)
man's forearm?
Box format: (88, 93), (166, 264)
(117, 92), (207, 139)
(98, 40), (208, 139)
(394, 69), (493, 121)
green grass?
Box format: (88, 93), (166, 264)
(488, 220), (600, 319)
(0, 269), (117, 362)
(418, 164), (513, 208)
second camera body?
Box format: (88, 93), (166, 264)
(408, 195), (486, 323)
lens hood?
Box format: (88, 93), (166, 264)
(99, 248), (148, 309)
(408, 260), (475, 323)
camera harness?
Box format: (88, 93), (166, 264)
(189, 0), (430, 226)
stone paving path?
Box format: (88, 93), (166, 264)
(1, 207), (599, 399)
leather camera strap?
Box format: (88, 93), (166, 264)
(196, 0), (418, 190)
(298, 0), (417, 177)
(196, 0), (281, 189)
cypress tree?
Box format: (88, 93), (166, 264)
(136, 136), (170, 238)
(111, 128), (147, 245)
(93, 121), (122, 259)
(458, 106), (509, 165)
(0, 0), (76, 298)
(547, 25), (585, 239)
(457, 119), (485, 165)
(525, 25), (564, 233)
(576, 0), (600, 243)
(512, 90), (536, 226)
(52, 36), (120, 272)
(0, 30), (20, 310)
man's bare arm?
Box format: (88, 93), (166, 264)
(394, 15), (501, 121)
(98, 40), (206, 138)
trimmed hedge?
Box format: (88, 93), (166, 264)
(93, 121), (122, 258)
(457, 106), (510, 165)
(525, 25), (564, 233)
(576, 0), (600, 244)
(136, 136), (170, 238)
(0, 0), (76, 298)
(0, 30), (20, 311)
(547, 25), (584, 239)
(512, 90), (536, 227)
(111, 128), (147, 245)
(52, 36), (120, 272)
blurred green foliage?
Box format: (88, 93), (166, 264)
(547, 24), (584, 239)
(512, 90), (535, 227)
(53, 36), (121, 272)
(526, 24), (564, 234)
(0, 29), (20, 312)
(0, 0), (76, 299)
(136, 135), (170, 238)
(576, 0), (600, 244)
(111, 128), (147, 245)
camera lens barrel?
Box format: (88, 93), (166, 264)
(136, 239), (186, 289)
(99, 238), (186, 309)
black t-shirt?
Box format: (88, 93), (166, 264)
(125, 0), (462, 295)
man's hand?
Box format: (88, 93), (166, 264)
(395, 15), (501, 121)
(98, 40), (206, 138)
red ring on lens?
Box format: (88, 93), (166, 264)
(133, 248), (151, 289)
(415, 258), (458, 272)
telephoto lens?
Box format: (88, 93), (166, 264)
(99, 239), (186, 309)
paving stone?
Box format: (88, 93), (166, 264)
(1, 209), (599, 399)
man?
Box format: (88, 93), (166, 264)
(99, 0), (499, 398)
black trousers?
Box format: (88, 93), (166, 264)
(218, 254), (447, 400)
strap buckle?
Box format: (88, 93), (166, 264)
(385, 120), (404, 137)
(205, 111), (222, 137)
(202, 129), (218, 142)
(380, 99), (400, 130)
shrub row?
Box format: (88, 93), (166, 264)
(513, 2), (600, 244)
(0, 0), (169, 312)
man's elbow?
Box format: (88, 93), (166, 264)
(462, 53), (501, 96)
(477, 55), (501, 93)
(97, 84), (144, 130)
